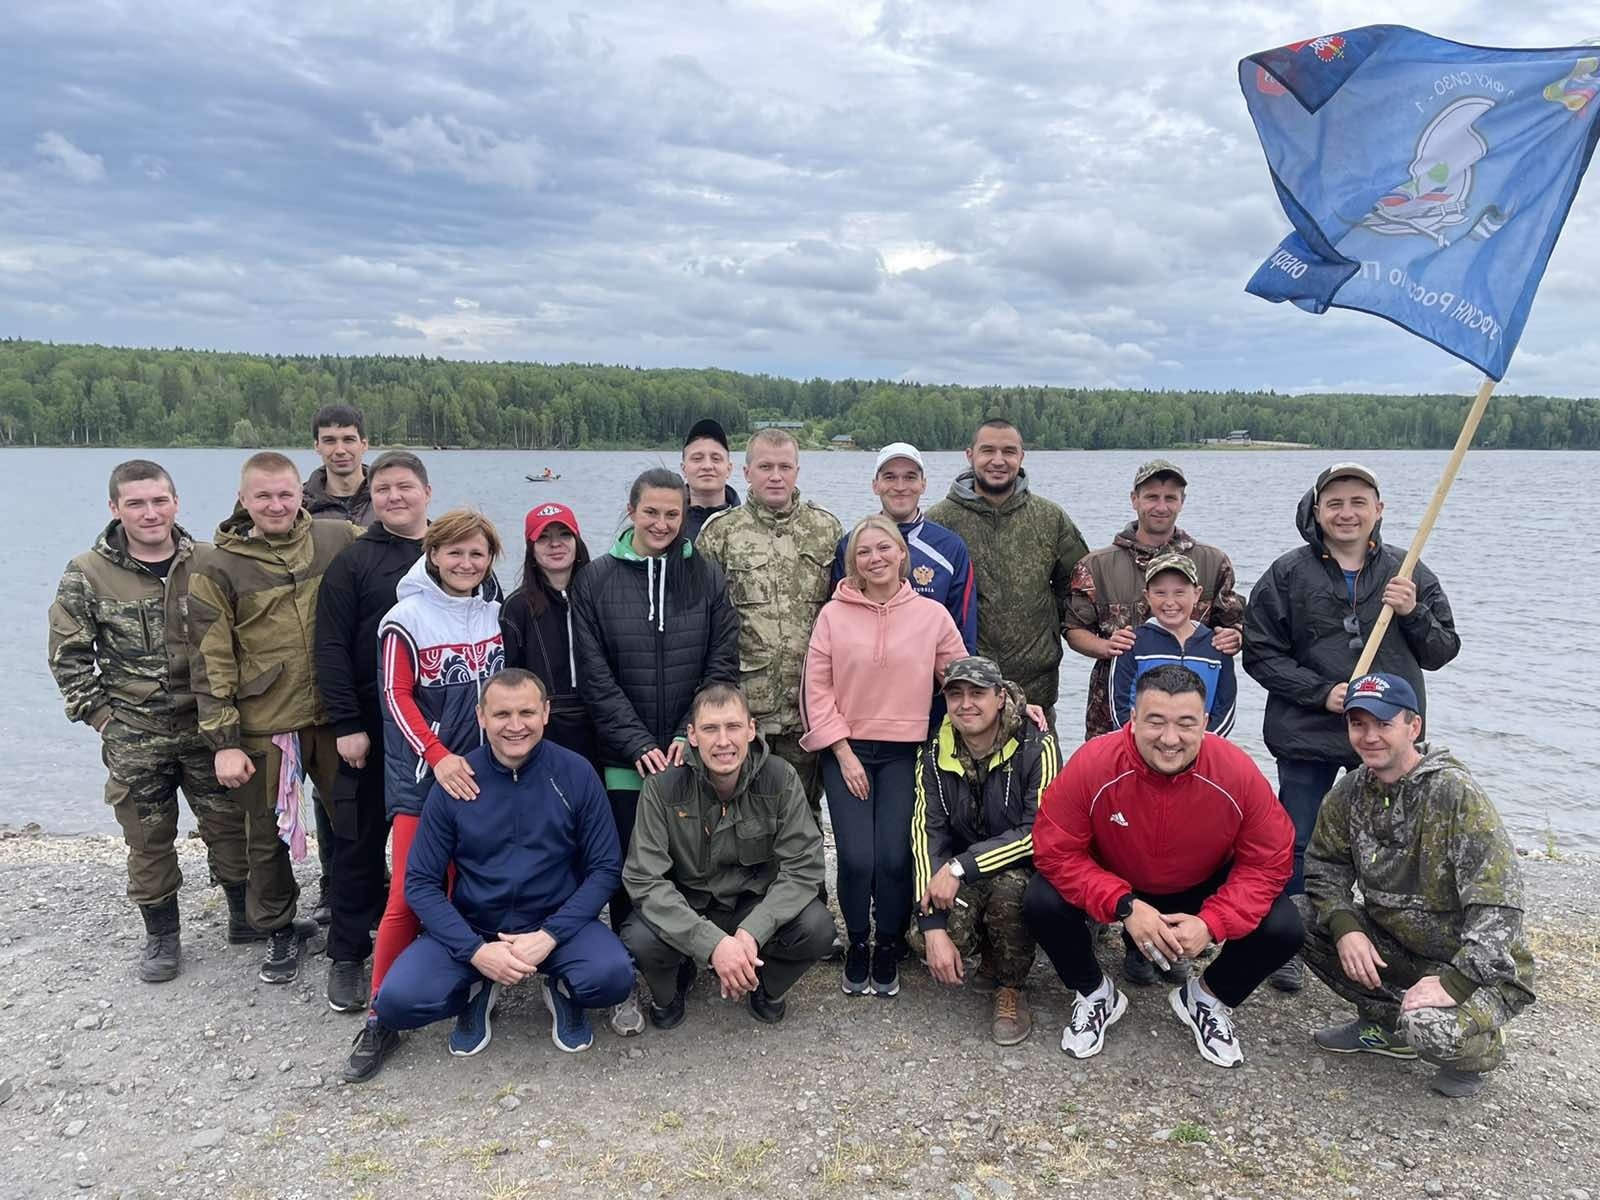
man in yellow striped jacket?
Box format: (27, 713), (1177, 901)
(910, 656), (1060, 1046)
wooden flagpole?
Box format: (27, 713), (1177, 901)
(1350, 374), (1497, 678)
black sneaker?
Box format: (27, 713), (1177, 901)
(841, 937), (871, 996)
(648, 958), (697, 1030)
(748, 983), (786, 1024)
(870, 938), (900, 998)
(326, 959), (368, 1013)
(344, 1016), (399, 1084)
(259, 924), (308, 984)
(1267, 957), (1306, 993)
(1123, 945), (1158, 987)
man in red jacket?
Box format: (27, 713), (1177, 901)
(1023, 664), (1300, 1067)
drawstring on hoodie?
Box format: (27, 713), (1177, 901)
(561, 589), (576, 684)
(645, 555), (668, 632)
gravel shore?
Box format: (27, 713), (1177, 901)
(2, 826), (1596, 1200)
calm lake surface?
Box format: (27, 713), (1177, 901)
(6, 446), (1595, 854)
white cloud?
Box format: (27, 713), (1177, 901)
(34, 131), (105, 182)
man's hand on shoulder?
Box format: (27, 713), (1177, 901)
(1212, 626), (1242, 656)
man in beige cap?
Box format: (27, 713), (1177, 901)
(1064, 459), (1243, 741)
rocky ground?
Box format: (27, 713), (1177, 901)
(1, 826), (1596, 1200)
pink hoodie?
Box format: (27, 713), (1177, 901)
(800, 579), (968, 751)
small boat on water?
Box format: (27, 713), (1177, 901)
(525, 472), (563, 483)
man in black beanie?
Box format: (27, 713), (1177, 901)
(682, 418), (740, 542)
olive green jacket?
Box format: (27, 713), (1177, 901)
(187, 508), (362, 749)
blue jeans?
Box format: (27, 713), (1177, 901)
(1275, 758), (1343, 895)
(373, 921), (634, 1032)
(821, 740), (918, 942)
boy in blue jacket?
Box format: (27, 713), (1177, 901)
(355, 669), (634, 1079)
(1111, 555), (1236, 736)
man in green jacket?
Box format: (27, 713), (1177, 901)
(927, 419), (1089, 729)
(187, 452), (363, 986)
(1300, 673), (1536, 1098)
(621, 684), (834, 1028)
(48, 460), (248, 983)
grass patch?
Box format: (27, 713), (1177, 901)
(1526, 923), (1600, 1005)
(483, 1170), (532, 1200)
(685, 1134), (776, 1186)
(654, 1109), (684, 1132)
(461, 1141), (512, 1173)
(327, 1151), (394, 1182)
(820, 1133), (918, 1190)
(1172, 1122), (1210, 1145)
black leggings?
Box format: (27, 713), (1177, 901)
(820, 740), (918, 943)
(605, 789), (639, 935)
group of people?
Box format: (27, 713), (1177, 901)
(48, 404), (1535, 1099)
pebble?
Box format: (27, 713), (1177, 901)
(63, 1119), (88, 1138)
(1567, 1191), (1591, 1200)
(626, 1048), (644, 1060)
(537, 1138), (555, 1150)
(952, 1186), (977, 1200)
(498, 1095), (522, 1112)
(1425, 1183), (1445, 1197)
(985, 1179), (1015, 1199)
(191, 1127), (226, 1150)
(0, 1077), (13, 1106)
(73, 1015), (99, 1031)
(276, 1059), (292, 1073)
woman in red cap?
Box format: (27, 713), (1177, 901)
(500, 502), (599, 767)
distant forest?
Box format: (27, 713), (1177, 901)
(2, 338), (1597, 451)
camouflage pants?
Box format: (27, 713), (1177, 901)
(906, 867), (1036, 988)
(102, 719), (247, 906)
(234, 727), (340, 932)
(1295, 896), (1514, 1073)
(766, 731), (822, 816)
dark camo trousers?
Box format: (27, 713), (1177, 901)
(234, 727), (340, 932)
(766, 731), (822, 815)
(1295, 896), (1514, 1072)
(906, 867), (1036, 987)
(102, 719), (247, 906)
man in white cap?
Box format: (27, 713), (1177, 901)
(830, 442), (976, 652)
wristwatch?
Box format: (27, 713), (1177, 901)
(1114, 893), (1135, 922)
(948, 861), (965, 879)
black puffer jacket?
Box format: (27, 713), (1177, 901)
(1242, 489), (1460, 766)
(501, 576), (599, 767)
(570, 531), (740, 774)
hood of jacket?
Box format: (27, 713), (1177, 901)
(609, 528), (695, 564)
(944, 468), (1035, 516)
(1295, 487), (1385, 561)
(1111, 521), (1195, 557)
(213, 505), (315, 564)
(94, 519), (197, 572)
(936, 680), (1030, 780)
(392, 551), (493, 608)
(303, 465), (370, 510)
(832, 578), (918, 667)
(609, 527), (695, 632)
(741, 486), (817, 527)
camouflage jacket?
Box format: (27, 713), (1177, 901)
(1304, 743), (1535, 1011)
(927, 470), (1088, 712)
(695, 491), (842, 735)
(187, 508), (362, 749)
(1064, 524), (1243, 740)
(47, 521), (204, 735)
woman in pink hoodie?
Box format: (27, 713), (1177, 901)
(802, 514), (967, 999)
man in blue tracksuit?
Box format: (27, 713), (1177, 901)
(370, 668), (634, 1064)
(830, 442), (977, 652)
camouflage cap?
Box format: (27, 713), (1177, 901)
(1144, 552), (1200, 586)
(1132, 458), (1187, 489)
(942, 656), (1005, 691)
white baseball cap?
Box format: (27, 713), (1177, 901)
(874, 442), (925, 473)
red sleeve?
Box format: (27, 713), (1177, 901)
(1196, 750), (1295, 941)
(1031, 743), (1132, 923)
(381, 631), (448, 767)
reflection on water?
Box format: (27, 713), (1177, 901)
(7, 446), (1595, 852)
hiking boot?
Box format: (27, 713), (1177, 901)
(137, 898), (182, 983)
(748, 982), (786, 1024)
(841, 936), (871, 996)
(649, 958), (697, 1031)
(326, 959), (368, 1013)
(258, 923), (309, 985)
(608, 980), (645, 1037)
(311, 875), (332, 926)
(1429, 1067), (1487, 1098)
(1169, 980), (1243, 1068)
(1061, 978), (1127, 1059)
(542, 977), (594, 1053)
(991, 986), (1032, 1046)
(223, 881), (264, 944)
(1122, 945), (1158, 987)
(344, 1015), (398, 1084)
(1267, 956), (1305, 993)
(450, 981), (499, 1057)
(1313, 1017), (1416, 1059)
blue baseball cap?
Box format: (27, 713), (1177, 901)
(1344, 673), (1419, 720)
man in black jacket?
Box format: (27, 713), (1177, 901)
(1243, 463), (1459, 991)
(681, 418), (740, 543)
(314, 450), (432, 1012)
(910, 657), (1059, 1046)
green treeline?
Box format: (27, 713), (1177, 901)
(2, 337), (1597, 450)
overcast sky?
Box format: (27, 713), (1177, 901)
(3, 2), (1596, 396)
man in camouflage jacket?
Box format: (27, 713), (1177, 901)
(1300, 673), (1535, 1098)
(47, 460), (247, 983)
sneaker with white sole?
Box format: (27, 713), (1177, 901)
(542, 977), (594, 1053)
(449, 980), (499, 1057)
(1060, 978), (1128, 1059)
(1169, 979), (1243, 1068)
(608, 981), (646, 1037)
(1313, 1017), (1416, 1059)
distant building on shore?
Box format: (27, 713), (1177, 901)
(751, 419), (805, 431)
(830, 434), (856, 448)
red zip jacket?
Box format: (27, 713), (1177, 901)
(1032, 726), (1293, 942)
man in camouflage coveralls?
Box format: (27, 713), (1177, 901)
(47, 460), (248, 983)
(1063, 459), (1243, 741)
(910, 657), (1059, 1045)
(695, 427), (842, 813)
(1300, 673), (1535, 1098)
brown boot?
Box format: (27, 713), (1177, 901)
(991, 986), (1032, 1046)
(969, 949), (999, 994)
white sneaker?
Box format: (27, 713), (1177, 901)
(1169, 980), (1243, 1068)
(1060, 979), (1127, 1059)
(608, 983), (645, 1038)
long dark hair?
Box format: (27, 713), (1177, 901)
(518, 525), (593, 617)
(626, 467), (707, 609)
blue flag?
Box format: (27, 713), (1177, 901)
(1241, 26), (1600, 379)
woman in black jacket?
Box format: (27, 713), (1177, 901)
(570, 468), (740, 1032)
(500, 501), (599, 768)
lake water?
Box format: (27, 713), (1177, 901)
(6, 446), (1595, 854)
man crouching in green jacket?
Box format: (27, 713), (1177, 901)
(621, 683), (834, 1029)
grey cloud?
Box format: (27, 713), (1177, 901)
(35, 131), (105, 182)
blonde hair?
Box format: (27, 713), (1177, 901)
(844, 514), (909, 589)
(424, 508), (503, 562)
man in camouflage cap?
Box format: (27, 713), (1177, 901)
(695, 427), (842, 814)
(47, 459), (248, 983)
(910, 656), (1060, 1045)
(1300, 673), (1536, 1098)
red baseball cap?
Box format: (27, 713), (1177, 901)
(524, 502), (580, 543)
